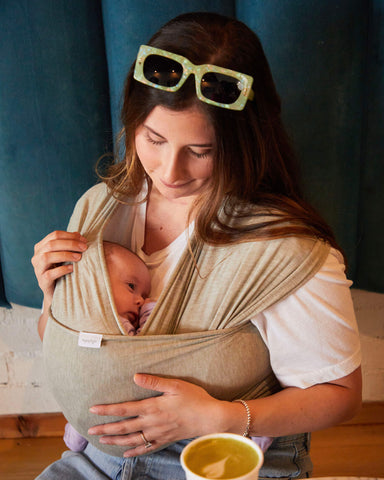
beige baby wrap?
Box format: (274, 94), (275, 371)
(43, 183), (330, 457)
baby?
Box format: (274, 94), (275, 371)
(63, 241), (155, 451)
(103, 241), (155, 335)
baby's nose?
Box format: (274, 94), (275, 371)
(135, 294), (145, 307)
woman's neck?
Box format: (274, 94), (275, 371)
(143, 190), (193, 255)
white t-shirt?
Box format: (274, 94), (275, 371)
(104, 200), (361, 390)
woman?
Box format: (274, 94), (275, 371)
(32, 12), (361, 480)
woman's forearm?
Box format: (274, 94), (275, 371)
(221, 367), (362, 437)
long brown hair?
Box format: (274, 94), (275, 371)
(101, 12), (340, 251)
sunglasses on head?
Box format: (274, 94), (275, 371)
(133, 45), (254, 111)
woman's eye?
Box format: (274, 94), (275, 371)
(189, 149), (211, 159)
(146, 131), (164, 146)
(148, 137), (164, 146)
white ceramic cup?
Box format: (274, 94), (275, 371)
(180, 433), (264, 480)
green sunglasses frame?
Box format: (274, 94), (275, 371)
(133, 45), (255, 111)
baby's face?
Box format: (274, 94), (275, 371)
(105, 245), (151, 327)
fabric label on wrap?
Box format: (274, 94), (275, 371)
(78, 332), (103, 349)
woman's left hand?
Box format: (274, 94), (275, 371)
(88, 373), (226, 457)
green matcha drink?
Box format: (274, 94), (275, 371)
(181, 433), (264, 480)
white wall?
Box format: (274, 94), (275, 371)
(0, 303), (60, 414)
(353, 289), (384, 401)
(0, 289), (383, 415)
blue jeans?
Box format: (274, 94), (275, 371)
(260, 433), (312, 480)
(35, 433), (312, 479)
(35, 440), (190, 480)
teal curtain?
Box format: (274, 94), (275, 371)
(0, 0), (111, 307)
(237, 0), (366, 282)
(0, 0), (383, 308)
(355, 0), (384, 291)
(237, 0), (384, 291)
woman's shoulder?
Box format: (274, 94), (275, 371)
(67, 182), (113, 232)
(253, 247), (358, 388)
(221, 198), (336, 255)
(77, 182), (109, 202)
(72, 182), (113, 212)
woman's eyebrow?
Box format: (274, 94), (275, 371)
(144, 124), (165, 139)
(144, 124), (213, 148)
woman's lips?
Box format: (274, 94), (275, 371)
(160, 179), (192, 189)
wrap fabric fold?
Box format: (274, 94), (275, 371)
(44, 183), (330, 457)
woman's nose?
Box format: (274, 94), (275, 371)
(161, 150), (184, 183)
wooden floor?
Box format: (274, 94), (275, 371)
(1, 404), (383, 479)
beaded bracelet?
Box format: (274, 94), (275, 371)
(234, 399), (251, 437)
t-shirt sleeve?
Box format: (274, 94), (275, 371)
(251, 248), (361, 389)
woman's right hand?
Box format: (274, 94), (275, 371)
(31, 230), (87, 305)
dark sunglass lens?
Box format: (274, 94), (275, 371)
(201, 72), (242, 104)
(143, 55), (183, 87)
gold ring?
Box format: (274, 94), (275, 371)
(140, 431), (152, 449)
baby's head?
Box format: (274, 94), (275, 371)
(103, 242), (151, 330)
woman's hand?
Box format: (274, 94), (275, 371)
(88, 374), (229, 457)
(32, 230), (87, 340)
(31, 230), (87, 303)
(87, 368), (362, 458)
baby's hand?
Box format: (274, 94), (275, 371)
(138, 299), (156, 332)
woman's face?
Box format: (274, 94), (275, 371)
(135, 105), (215, 204)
